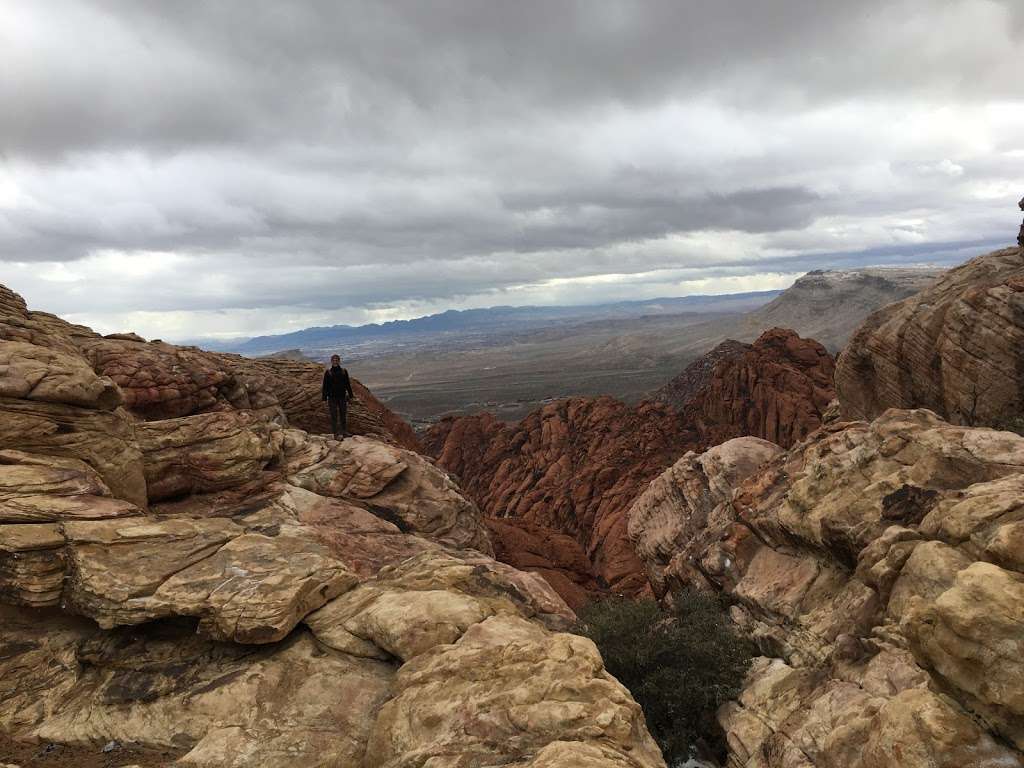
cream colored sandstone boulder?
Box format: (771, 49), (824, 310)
(627, 436), (782, 595)
(137, 410), (284, 502)
(629, 409), (1024, 765)
(364, 614), (666, 768)
(284, 431), (493, 553)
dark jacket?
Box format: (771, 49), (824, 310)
(322, 366), (354, 401)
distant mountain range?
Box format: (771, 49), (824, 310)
(197, 291), (781, 358)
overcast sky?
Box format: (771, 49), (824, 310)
(2, 1), (1023, 340)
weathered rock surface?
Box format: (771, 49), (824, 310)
(486, 517), (603, 611)
(628, 408), (1024, 765)
(627, 437), (783, 596)
(425, 398), (693, 596)
(653, 339), (749, 411)
(77, 334), (421, 450)
(425, 329), (835, 604)
(680, 328), (836, 449)
(0, 281), (666, 767)
(836, 245), (1024, 426)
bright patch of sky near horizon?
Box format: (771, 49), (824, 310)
(1, 1), (1022, 340)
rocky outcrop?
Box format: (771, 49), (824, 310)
(680, 328), (836, 449)
(627, 437), (783, 597)
(0, 281), (665, 767)
(425, 329), (836, 604)
(425, 398), (693, 597)
(77, 334), (421, 450)
(485, 517), (604, 611)
(653, 339), (749, 411)
(836, 246), (1024, 426)
(627, 408), (1024, 766)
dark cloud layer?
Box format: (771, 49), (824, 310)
(1, 0), (1023, 338)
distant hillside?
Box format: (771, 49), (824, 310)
(739, 267), (943, 352)
(350, 266), (946, 424)
(203, 291), (780, 358)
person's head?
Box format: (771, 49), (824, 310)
(330, 354), (341, 367)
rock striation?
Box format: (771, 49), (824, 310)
(0, 282), (666, 768)
(679, 328), (836, 449)
(627, 408), (1024, 767)
(425, 398), (693, 597)
(653, 339), (749, 411)
(426, 328), (836, 605)
(836, 245), (1024, 426)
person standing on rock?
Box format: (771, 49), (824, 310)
(322, 354), (355, 439)
(1018, 196), (1024, 248)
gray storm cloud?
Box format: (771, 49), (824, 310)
(1, 0), (1022, 338)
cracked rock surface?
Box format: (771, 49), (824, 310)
(0, 282), (666, 768)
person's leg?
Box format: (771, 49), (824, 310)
(328, 398), (341, 436)
(339, 401), (348, 436)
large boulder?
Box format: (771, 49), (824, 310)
(628, 407), (1024, 764)
(836, 246), (1024, 425)
(627, 436), (783, 596)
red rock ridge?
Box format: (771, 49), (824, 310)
(425, 327), (837, 605)
(681, 327), (837, 449)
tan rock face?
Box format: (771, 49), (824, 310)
(627, 437), (784, 596)
(628, 408), (1024, 765)
(836, 246), (1024, 425)
(364, 614), (665, 768)
(137, 410), (284, 502)
(0, 280), (664, 768)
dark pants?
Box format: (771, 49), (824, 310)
(327, 397), (347, 436)
(1018, 221), (1024, 247)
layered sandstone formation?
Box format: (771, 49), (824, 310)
(78, 332), (421, 450)
(0, 283), (666, 768)
(628, 409), (1024, 767)
(425, 398), (692, 597)
(679, 328), (836, 450)
(426, 328), (835, 605)
(836, 246), (1024, 426)
(653, 339), (749, 411)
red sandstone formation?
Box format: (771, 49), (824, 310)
(426, 327), (837, 605)
(681, 327), (836, 449)
(653, 339), (749, 411)
(484, 517), (602, 611)
(73, 332), (420, 451)
(425, 398), (693, 597)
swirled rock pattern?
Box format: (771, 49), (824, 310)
(628, 408), (1024, 766)
(0, 281), (665, 768)
(836, 245), (1024, 426)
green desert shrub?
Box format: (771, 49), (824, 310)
(575, 591), (753, 766)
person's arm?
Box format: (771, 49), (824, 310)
(322, 371), (330, 401)
(345, 370), (354, 400)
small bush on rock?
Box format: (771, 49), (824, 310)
(575, 590), (753, 765)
